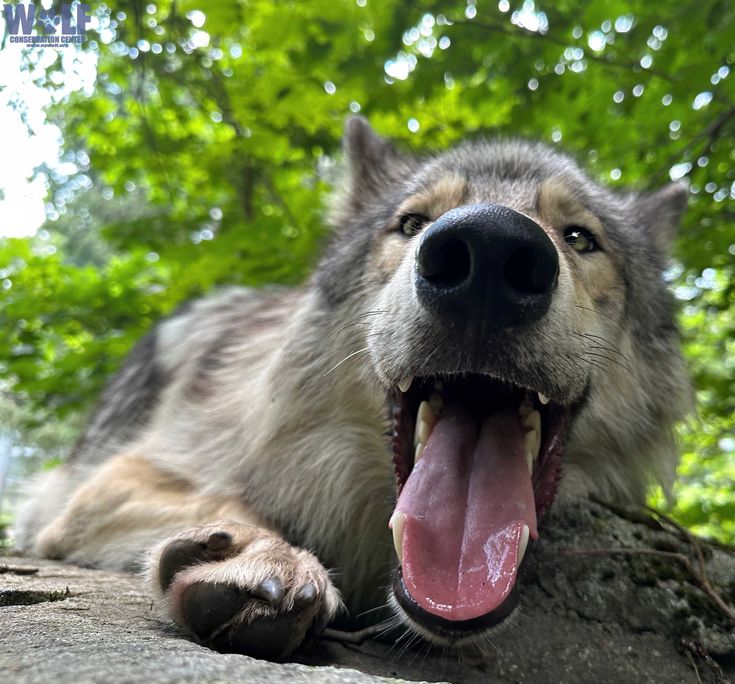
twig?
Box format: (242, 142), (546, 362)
(589, 494), (663, 530)
(0, 564), (39, 575)
(321, 624), (386, 645)
(651, 107), (735, 187)
(561, 546), (688, 562)
(454, 18), (677, 83)
(561, 547), (735, 624)
(592, 496), (735, 552)
(647, 506), (735, 625)
(685, 649), (703, 684)
(680, 636), (730, 684)
(650, 104), (735, 186)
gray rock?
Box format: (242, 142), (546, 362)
(1, 499), (733, 683)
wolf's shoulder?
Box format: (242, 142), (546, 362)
(155, 285), (297, 367)
(70, 285), (299, 463)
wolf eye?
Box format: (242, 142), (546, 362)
(398, 213), (430, 237)
(563, 226), (599, 253)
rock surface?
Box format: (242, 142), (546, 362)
(1, 499), (733, 683)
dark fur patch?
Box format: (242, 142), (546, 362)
(68, 330), (166, 464)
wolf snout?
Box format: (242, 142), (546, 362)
(415, 203), (559, 329)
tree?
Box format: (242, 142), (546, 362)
(0, 0), (733, 539)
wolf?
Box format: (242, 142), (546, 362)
(15, 117), (691, 660)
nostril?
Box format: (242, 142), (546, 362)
(504, 246), (557, 295)
(414, 203), (559, 329)
(419, 238), (472, 288)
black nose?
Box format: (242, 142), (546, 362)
(415, 203), (559, 329)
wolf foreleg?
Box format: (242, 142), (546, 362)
(33, 454), (340, 660)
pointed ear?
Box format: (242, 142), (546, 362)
(342, 116), (413, 208)
(636, 183), (688, 255)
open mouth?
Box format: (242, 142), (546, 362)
(389, 374), (568, 638)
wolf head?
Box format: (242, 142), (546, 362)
(315, 117), (691, 644)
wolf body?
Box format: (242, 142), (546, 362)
(16, 118), (691, 659)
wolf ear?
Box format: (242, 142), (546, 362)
(636, 183), (688, 255)
(342, 116), (413, 208)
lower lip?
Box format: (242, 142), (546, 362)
(393, 568), (520, 636)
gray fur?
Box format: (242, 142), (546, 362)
(68, 327), (164, 465)
(15, 117), (692, 641)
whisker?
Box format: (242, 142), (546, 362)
(387, 625), (413, 657)
(577, 332), (630, 361)
(579, 330), (622, 347)
(407, 637), (431, 666)
(320, 347), (370, 378)
(582, 350), (633, 375)
(579, 356), (610, 375)
(355, 602), (391, 619)
(560, 352), (589, 378)
(396, 631), (422, 660)
(326, 331), (386, 358)
(574, 304), (617, 323)
(587, 343), (629, 360)
(374, 617), (402, 639)
(329, 310), (388, 337)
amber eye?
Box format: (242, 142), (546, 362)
(398, 213), (430, 237)
(563, 226), (599, 253)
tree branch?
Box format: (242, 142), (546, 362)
(650, 104), (735, 186)
(453, 18), (678, 83)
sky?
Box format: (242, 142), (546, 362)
(0, 8), (97, 239)
(0, 42), (53, 238)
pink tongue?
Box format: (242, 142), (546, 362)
(395, 405), (538, 621)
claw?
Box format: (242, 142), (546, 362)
(252, 577), (285, 607)
(294, 582), (318, 607)
(205, 530), (233, 551)
(159, 539), (207, 592)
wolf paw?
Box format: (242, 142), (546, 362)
(155, 525), (340, 660)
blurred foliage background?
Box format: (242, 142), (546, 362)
(0, 0), (733, 541)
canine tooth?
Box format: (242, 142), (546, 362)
(415, 443), (424, 464)
(428, 393), (444, 413)
(522, 409), (541, 470)
(518, 396), (533, 418)
(522, 409), (541, 433)
(525, 430), (540, 471)
(414, 401), (436, 446)
(525, 449), (534, 475)
(517, 524), (530, 566)
(538, 392), (550, 405)
(389, 511), (406, 564)
(398, 376), (413, 393)
(417, 400), (436, 427)
(415, 421), (431, 447)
